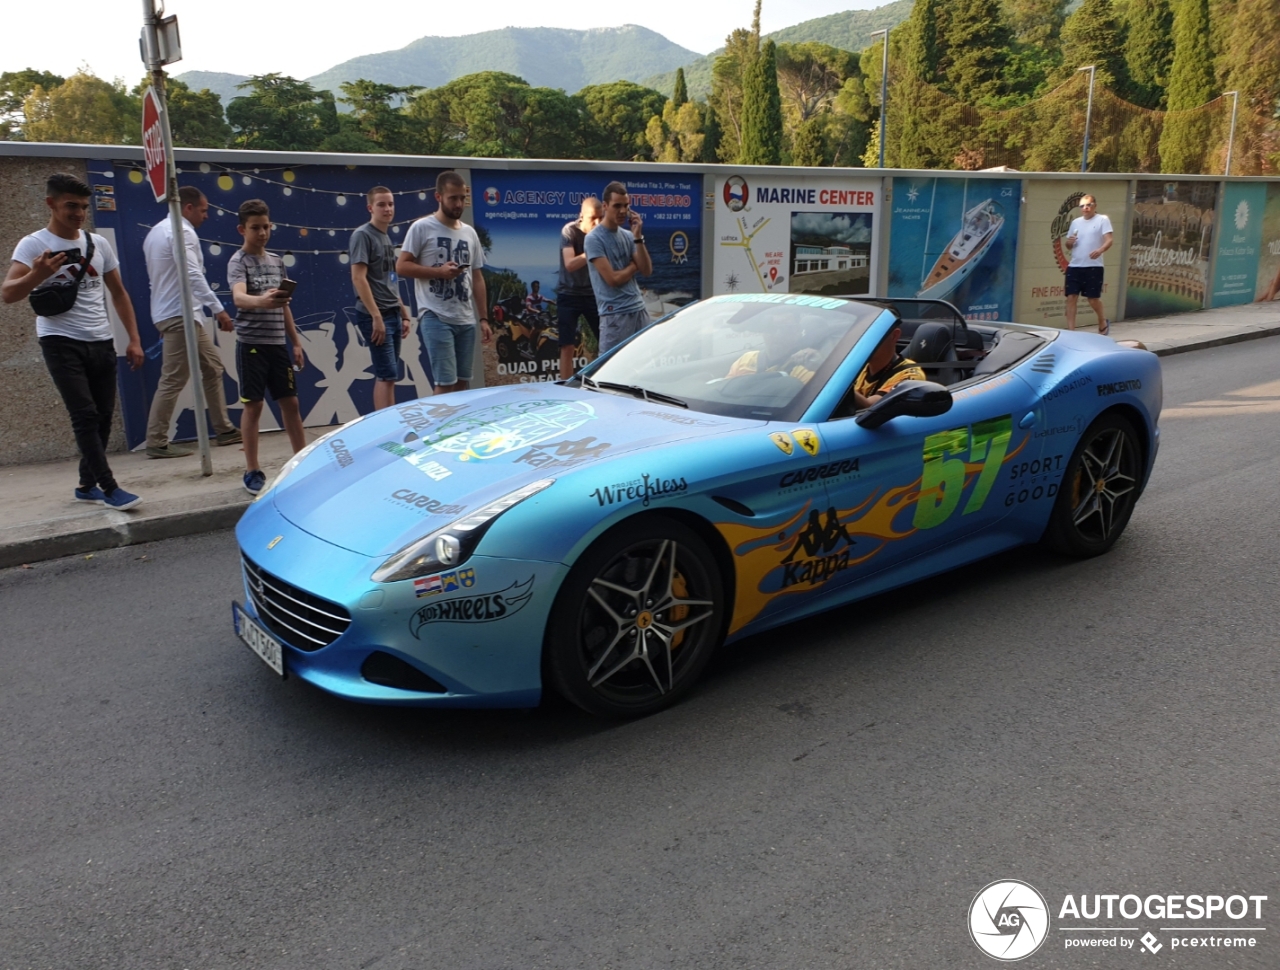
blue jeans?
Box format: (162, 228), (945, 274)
(354, 309), (403, 382)
(419, 311), (476, 385)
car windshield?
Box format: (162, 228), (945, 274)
(580, 295), (882, 420)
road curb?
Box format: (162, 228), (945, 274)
(0, 501), (247, 569)
(1145, 325), (1280, 357)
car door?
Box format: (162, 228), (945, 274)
(812, 368), (1044, 597)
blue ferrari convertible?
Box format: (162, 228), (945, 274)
(233, 294), (1161, 717)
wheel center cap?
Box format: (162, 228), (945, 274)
(1094, 478), (1107, 494)
(635, 610), (654, 630)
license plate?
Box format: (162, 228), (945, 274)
(233, 602), (286, 678)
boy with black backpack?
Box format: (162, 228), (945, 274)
(2, 172), (146, 509)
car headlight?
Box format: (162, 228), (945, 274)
(256, 417), (365, 501)
(371, 479), (555, 583)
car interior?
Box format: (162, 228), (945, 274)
(865, 298), (1051, 389)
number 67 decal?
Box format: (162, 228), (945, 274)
(913, 415), (1013, 530)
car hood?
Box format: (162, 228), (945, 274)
(272, 384), (760, 557)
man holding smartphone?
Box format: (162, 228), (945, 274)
(142, 186), (241, 457)
(350, 185), (411, 410)
(396, 171), (489, 395)
(3, 173), (146, 508)
(586, 181), (652, 354)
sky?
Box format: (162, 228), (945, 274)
(2, 0), (883, 85)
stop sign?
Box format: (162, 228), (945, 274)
(141, 86), (167, 203)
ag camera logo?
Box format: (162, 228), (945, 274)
(969, 879), (1050, 961)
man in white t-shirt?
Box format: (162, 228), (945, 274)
(142, 185), (241, 457)
(2, 172), (146, 510)
(396, 171), (490, 394)
(1063, 194), (1114, 335)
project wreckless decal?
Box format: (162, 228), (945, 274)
(717, 415), (1026, 633)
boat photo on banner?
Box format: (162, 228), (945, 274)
(889, 176), (1021, 321)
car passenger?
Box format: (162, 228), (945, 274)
(850, 325), (925, 409)
(726, 326), (825, 384)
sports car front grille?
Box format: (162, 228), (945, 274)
(242, 555), (351, 651)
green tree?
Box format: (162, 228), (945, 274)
(1124, 0), (1175, 107)
(671, 67), (689, 108)
(791, 116), (825, 165)
(1214, 0), (1280, 172)
(700, 100), (722, 162)
(578, 80), (666, 159)
(740, 39), (783, 164)
(1, 69), (64, 139)
(1005, 0), (1068, 50)
(338, 79), (420, 153)
(1056, 0), (1131, 92)
(646, 99), (707, 161)
(1159, 0), (1216, 172)
(226, 75), (338, 151)
(405, 72), (586, 159)
(165, 79), (231, 148)
(23, 71), (136, 145)
(710, 28), (757, 160)
(775, 43), (860, 126)
(942, 0), (1015, 104)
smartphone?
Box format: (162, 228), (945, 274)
(54, 248), (82, 264)
(275, 278), (297, 296)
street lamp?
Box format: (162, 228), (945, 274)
(870, 28), (888, 168)
(1077, 65), (1096, 173)
(1224, 90), (1239, 175)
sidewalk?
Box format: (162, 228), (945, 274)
(3, 301), (1279, 569)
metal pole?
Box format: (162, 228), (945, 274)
(142, 0), (212, 475)
(872, 29), (888, 168)
(1077, 65), (1096, 173)
(1224, 90), (1239, 175)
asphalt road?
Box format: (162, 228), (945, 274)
(3, 338), (1278, 970)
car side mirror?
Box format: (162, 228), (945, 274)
(855, 380), (953, 429)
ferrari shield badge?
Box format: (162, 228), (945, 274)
(769, 432), (794, 456)
(792, 428), (820, 457)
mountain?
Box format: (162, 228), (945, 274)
(305, 25), (698, 96)
(173, 71), (250, 109)
(644, 0), (915, 99)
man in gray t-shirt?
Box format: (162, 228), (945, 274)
(585, 181), (652, 354)
(350, 186), (411, 410)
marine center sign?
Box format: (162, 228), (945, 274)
(713, 174), (880, 297)
(140, 87), (167, 203)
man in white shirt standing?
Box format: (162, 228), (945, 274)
(142, 186), (241, 457)
(396, 171), (490, 395)
(2, 172), (146, 509)
(1063, 194), (1114, 335)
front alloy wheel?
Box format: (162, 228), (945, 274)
(546, 517), (725, 717)
(1042, 412), (1142, 556)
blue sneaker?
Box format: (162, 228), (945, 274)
(102, 487), (142, 511)
(244, 469), (267, 496)
(74, 486), (106, 505)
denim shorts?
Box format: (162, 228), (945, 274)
(419, 311), (476, 386)
(556, 294), (600, 347)
(354, 309), (403, 382)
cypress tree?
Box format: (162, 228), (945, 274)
(1057, 0), (1130, 91)
(701, 99), (722, 162)
(791, 117), (825, 166)
(942, 0), (1014, 103)
(1124, 0), (1175, 107)
(1216, 0), (1280, 173)
(672, 68), (688, 108)
(740, 39), (783, 164)
(1159, 0), (1216, 172)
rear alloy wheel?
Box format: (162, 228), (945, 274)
(1041, 412), (1142, 557)
(546, 517), (725, 718)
